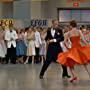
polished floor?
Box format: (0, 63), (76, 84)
(0, 63), (90, 90)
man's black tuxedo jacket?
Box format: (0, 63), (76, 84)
(45, 27), (64, 61)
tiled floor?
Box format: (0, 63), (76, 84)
(0, 63), (90, 90)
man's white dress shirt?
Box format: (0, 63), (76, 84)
(51, 28), (56, 42)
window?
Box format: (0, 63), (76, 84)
(58, 9), (90, 23)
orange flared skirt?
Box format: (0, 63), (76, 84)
(57, 45), (90, 67)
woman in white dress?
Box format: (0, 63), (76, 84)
(0, 26), (7, 63)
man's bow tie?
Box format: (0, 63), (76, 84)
(52, 28), (56, 30)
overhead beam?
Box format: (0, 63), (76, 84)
(0, 0), (13, 2)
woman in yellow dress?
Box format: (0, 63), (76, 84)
(26, 27), (35, 64)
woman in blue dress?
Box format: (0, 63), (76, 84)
(16, 29), (27, 63)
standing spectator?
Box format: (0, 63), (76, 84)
(0, 26), (7, 63)
(16, 29), (27, 64)
(5, 26), (18, 64)
(39, 28), (47, 64)
(80, 26), (87, 46)
(86, 28), (90, 44)
(26, 27), (35, 64)
(34, 27), (42, 63)
(23, 27), (29, 63)
(81, 27), (90, 44)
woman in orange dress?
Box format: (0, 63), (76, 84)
(57, 20), (90, 82)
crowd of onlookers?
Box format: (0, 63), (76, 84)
(0, 24), (90, 64)
(0, 26), (47, 64)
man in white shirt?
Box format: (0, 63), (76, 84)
(35, 27), (42, 63)
(5, 27), (18, 64)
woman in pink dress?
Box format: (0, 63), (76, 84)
(39, 28), (47, 64)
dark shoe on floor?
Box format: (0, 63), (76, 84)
(35, 60), (41, 64)
(39, 75), (43, 79)
(62, 75), (71, 78)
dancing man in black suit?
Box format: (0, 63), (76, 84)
(39, 20), (70, 79)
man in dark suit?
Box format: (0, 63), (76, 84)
(39, 20), (70, 79)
